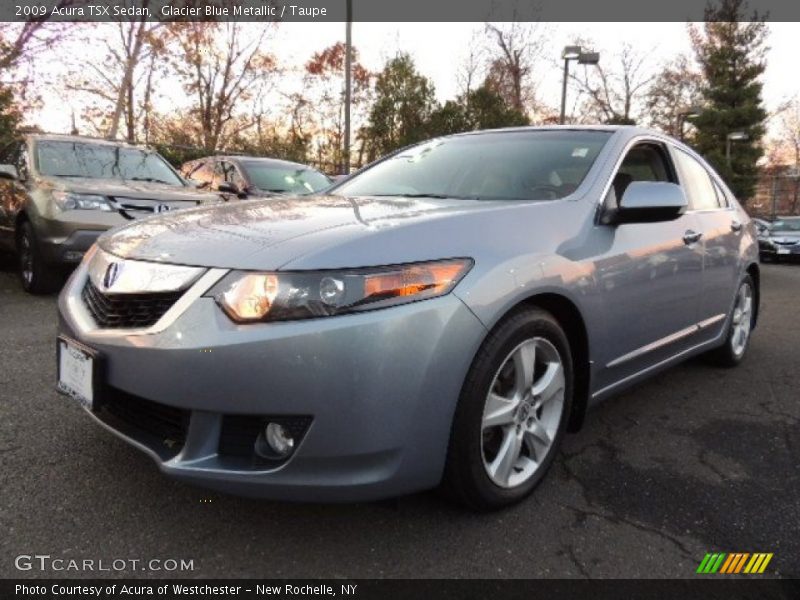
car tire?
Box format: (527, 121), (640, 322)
(704, 274), (755, 368)
(443, 307), (573, 510)
(17, 221), (62, 294)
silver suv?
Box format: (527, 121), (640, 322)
(0, 134), (220, 293)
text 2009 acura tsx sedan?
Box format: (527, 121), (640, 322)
(57, 127), (759, 509)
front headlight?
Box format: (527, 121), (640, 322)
(53, 191), (113, 211)
(210, 258), (473, 323)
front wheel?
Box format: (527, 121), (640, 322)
(704, 275), (755, 367)
(17, 221), (62, 294)
(443, 308), (572, 510)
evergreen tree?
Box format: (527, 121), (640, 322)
(690, 0), (768, 202)
(365, 54), (437, 158)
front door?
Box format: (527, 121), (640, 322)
(593, 142), (704, 392)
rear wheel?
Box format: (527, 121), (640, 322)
(443, 308), (572, 510)
(704, 275), (755, 367)
(17, 221), (62, 294)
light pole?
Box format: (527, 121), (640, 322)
(726, 131), (748, 167)
(343, 0), (352, 175)
(676, 106), (701, 141)
(560, 45), (599, 125)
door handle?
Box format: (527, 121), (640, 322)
(731, 220), (743, 232)
(683, 230), (703, 245)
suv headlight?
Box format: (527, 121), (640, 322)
(210, 258), (473, 323)
(53, 191), (113, 211)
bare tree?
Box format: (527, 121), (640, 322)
(106, 0), (159, 140)
(67, 19), (166, 142)
(456, 29), (486, 99)
(644, 54), (703, 137)
(483, 22), (546, 115)
(168, 22), (277, 152)
(770, 98), (800, 214)
(570, 42), (655, 125)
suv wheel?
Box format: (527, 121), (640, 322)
(17, 221), (62, 294)
(443, 308), (572, 510)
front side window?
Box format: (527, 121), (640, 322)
(608, 143), (674, 205)
(36, 141), (183, 186)
(334, 130), (612, 201)
(674, 149), (720, 211)
(220, 161), (246, 189)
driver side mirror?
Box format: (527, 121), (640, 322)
(0, 164), (18, 181)
(217, 182), (238, 194)
(217, 182), (249, 199)
(612, 181), (687, 224)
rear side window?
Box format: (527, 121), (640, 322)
(674, 149), (721, 210)
(712, 179), (731, 208)
(189, 161), (215, 189)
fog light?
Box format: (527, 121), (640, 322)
(265, 422), (294, 457)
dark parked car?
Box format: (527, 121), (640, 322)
(180, 156), (333, 200)
(57, 126), (759, 509)
(757, 216), (800, 262)
(0, 134), (220, 293)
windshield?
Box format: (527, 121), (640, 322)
(334, 130), (612, 201)
(36, 141), (183, 186)
(771, 218), (800, 232)
(243, 162), (332, 195)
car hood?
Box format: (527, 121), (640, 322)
(42, 176), (219, 204)
(97, 194), (543, 270)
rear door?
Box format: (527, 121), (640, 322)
(671, 147), (740, 340)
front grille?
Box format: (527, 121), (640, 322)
(110, 197), (189, 221)
(98, 387), (190, 457)
(82, 279), (183, 329)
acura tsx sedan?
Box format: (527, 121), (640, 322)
(56, 126), (759, 509)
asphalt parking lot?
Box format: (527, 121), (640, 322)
(1, 256), (798, 579)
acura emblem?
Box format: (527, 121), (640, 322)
(154, 204), (171, 213)
(103, 262), (121, 289)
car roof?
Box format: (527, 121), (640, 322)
(443, 124), (672, 142)
(27, 133), (147, 149)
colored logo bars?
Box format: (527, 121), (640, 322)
(697, 552), (773, 574)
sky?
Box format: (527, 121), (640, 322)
(31, 21), (800, 139)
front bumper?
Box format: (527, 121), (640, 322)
(58, 260), (487, 501)
(759, 241), (800, 259)
(33, 210), (126, 265)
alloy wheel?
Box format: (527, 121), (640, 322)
(730, 281), (753, 357)
(481, 337), (566, 489)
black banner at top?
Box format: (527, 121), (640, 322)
(4, 0), (800, 23)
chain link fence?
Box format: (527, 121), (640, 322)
(749, 173), (800, 219)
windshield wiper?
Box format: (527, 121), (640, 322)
(128, 177), (174, 185)
(368, 193), (454, 199)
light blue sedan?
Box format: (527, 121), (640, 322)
(57, 126), (759, 509)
